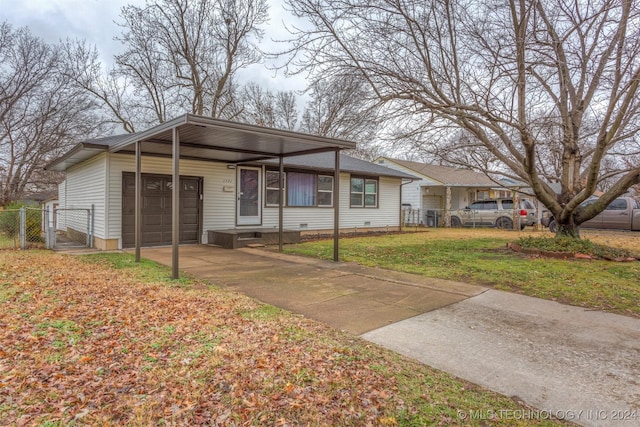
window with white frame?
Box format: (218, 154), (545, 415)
(350, 177), (378, 208)
(265, 171), (284, 206)
(266, 170), (334, 207)
(317, 175), (334, 207)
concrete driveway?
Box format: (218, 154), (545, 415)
(363, 290), (640, 427)
(138, 245), (483, 334)
(139, 245), (640, 426)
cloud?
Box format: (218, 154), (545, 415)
(1, 0), (307, 93)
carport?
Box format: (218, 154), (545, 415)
(106, 113), (355, 278)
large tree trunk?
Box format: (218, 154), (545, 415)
(555, 218), (581, 239)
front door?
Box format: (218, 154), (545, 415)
(237, 167), (262, 225)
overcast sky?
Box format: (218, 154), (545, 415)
(0, 0), (307, 93)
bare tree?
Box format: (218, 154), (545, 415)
(239, 82), (298, 130)
(63, 0), (267, 132)
(299, 75), (383, 160)
(0, 23), (105, 205)
(282, 0), (640, 237)
(62, 41), (139, 132)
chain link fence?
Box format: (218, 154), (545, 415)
(0, 205), (94, 250)
(50, 208), (94, 249)
(403, 207), (533, 229)
(403, 208), (448, 227)
(0, 207), (46, 249)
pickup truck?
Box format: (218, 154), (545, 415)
(541, 197), (640, 232)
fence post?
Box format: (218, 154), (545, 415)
(86, 208), (90, 247)
(51, 209), (60, 249)
(45, 207), (50, 249)
(19, 206), (26, 249)
(90, 205), (95, 248)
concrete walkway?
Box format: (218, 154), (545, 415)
(139, 245), (483, 334)
(139, 245), (640, 426)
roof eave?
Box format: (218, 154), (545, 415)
(109, 115), (189, 152)
(44, 142), (108, 171)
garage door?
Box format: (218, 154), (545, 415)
(422, 195), (442, 210)
(122, 173), (201, 248)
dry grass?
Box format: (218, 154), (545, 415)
(0, 250), (566, 426)
(401, 227), (640, 253)
(287, 228), (640, 317)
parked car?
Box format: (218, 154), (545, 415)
(541, 197), (640, 232)
(450, 198), (537, 229)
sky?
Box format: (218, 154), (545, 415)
(0, 0), (307, 93)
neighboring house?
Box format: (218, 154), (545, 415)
(46, 115), (414, 250)
(40, 196), (59, 232)
(375, 158), (517, 226)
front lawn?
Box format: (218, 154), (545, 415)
(0, 250), (565, 426)
(286, 229), (640, 317)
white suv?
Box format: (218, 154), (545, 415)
(450, 199), (537, 229)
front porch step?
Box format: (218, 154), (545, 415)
(207, 228), (301, 249)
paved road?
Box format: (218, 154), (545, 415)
(363, 290), (640, 427)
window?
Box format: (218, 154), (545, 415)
(365, 179), (378, 207)
(287, 172), (316, 206)
(266, 170), (334, 207)
(265, 171), (284, 206)
(477, 190), (490, 200)
(606, 199), (627, 211)
(501, 200), (514, 209)
(350, 177), (378, 208)
(317, 175), (334, 207)
(470, 200), (497, 210)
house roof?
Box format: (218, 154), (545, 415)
(261, 153), (417, 180)
(377, 158), (497, 187)
(46, 113), (358, 171)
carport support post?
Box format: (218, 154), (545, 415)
(171, 127), (180, 280)
(333, 149), (340, 262)
(278, 155), (284, 253)
(135, 140), (142, 262)
(445, 186), (452, 227)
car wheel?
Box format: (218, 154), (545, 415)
(548, 219), (557, 233)
(496, 217), (513, 229)
(450, 216), (462, 228)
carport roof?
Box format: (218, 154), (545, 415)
(46, 113), (357, 171)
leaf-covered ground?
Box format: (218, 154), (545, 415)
(0, 250), (566, 426)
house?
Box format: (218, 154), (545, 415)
(40, 195), (59, 232)
(46, 114), (415, 254)
(374, 157), (516, 226)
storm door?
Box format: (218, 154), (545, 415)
(237, 167), (262, 225)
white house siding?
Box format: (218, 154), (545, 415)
(57, 180), (66, 231)
(262, 174), (402, 230)
(64, 153), (107, 238)
(108, 154), (236, 246)
(375, 159), (440, 210)
(108, 155), (403, 243)
(449, 188), (470, 209)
